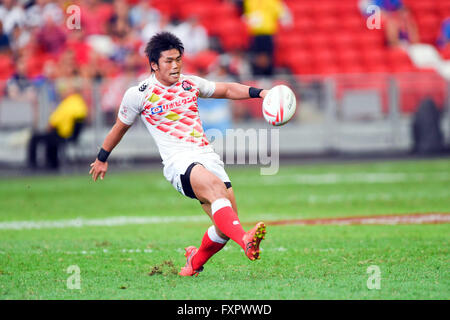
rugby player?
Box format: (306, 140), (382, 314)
(89, 32), (268, 276)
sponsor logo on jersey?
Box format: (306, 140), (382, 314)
(149, 95), (198, 114)
(150, 106), (163, 114)
(182, 80), (193, 91)
(139, 82), (148, 92)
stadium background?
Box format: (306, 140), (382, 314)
(0, 0), (449, 301)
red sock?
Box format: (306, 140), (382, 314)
(192, 226), (227, 270)
(211, 198), (246, 250)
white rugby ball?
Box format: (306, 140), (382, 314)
(262, 85), (297, 126)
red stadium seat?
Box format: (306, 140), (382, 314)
(361, 48), (386, 65)
(307, 33), (332, 50)
(416, 13), (441, 31)
(151, 0), (177, 18)
(330, 33), (356, 49)
(439, 44), (450, 60)
(0, 54), (14, 80)
(313, 50), (336, 66)
(386, 47), (412, 65)
(365, 63), (390, 73)
(293, 17), (315, 32)
(340, 64), (366, 74)
(286, 1), (312, 16)
(310, 2), (339, 16)
(354, 30), (385, 49)
(275, 32), (305, 51)
(336, 49), (362, 66)
(315, 63), (341, 75)
(404, 0), (438, 13)
(315, 16), (339, 32)
(339, 14), (365, 30)
(286, 49), (314, 75)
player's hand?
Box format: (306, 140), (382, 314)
(260, 89), (269, 99)
(89, 159), (108, 182)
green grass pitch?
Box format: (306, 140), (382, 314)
(0, 158), (449, 299)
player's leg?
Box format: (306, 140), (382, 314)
(190, 164), (247, 249)
(188, 187), (236, 271)
(202, 186), (237, 239)
(179, 163), (266, 276)
(223, 187), (266, 261)
(190, 164), (266, 261)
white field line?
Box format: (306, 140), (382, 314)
(306, 214), (450, 226)
(0, 246), (291, 255)
(0, 215), (207, 231)
(294, 190), (450, 204)
(234, 172), (450, 185)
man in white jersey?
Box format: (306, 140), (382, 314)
(89, 32), (268, 276)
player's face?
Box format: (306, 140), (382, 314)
(153, 49), (182, 86)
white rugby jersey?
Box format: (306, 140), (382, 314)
(118, 74), (216, 165)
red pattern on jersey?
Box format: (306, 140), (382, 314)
(163, 94), (176, 101)
(170, 131), (184, 139)
(157, 125), (171, 133)
(153, 87), (164, 95)
(179, 117), (194, 126)
(141, 77), (210, 147)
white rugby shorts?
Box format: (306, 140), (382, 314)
(163, 151), (231, 199)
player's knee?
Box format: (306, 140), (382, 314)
(201, 179), (228, 205)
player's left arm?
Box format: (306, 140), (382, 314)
(211, 82), (269, 100)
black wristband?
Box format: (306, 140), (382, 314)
(249, 87), (263, 98)
(97, 148), (110, 162)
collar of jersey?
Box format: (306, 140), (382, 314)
(151, 73), (180, 89)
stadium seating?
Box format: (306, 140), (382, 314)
(0, 55), (14, 80)
(152, 0), (248, 52)
(277, 0), (449, 113)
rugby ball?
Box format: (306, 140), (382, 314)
(262, 85), (297, 126)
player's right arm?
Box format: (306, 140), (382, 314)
(89, 85), (143, 182)
(89, 119), (131, 182)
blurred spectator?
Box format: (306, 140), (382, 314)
(36, 15), (66, 55)
(108, 0), (131, 38)
(374, 0), (419, 47)
(225, 51), (252, 81)
(9, 23), (30, 53)
(0, 21), (10, 53)
(437, 18), (450, 49)
(243, 0), (291, 76)
(141, 12), (173, 43)
(79, 0), (114, 36)
(57, 50), (78, 78)
(101, 54), (141, 125)
(197, 57), (232, 134)
(6, 55), (37, 103)
(170, 17), (209, 56)
(412, 97), (444, 154)
(27, 80), (88, 170)
(25, 0), (64, 29)
(65, 29), (91, 68)
(5, 54), (38, 126)
(0, 0), (26, 35)
(129, 0), (161, 30)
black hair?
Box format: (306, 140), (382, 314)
(145, 32), (184, 72)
